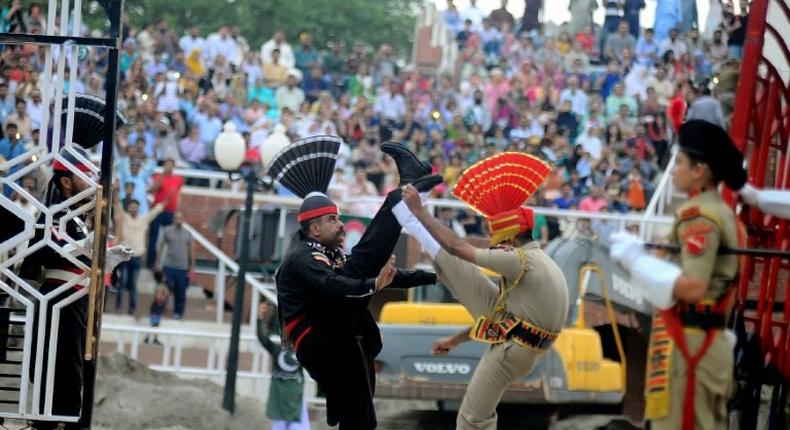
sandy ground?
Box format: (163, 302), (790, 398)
(3, 354), (640, 430)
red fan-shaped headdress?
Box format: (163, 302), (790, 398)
(452, 152), (550, 244)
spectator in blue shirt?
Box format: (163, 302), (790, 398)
(635, 28), (659, 67)
(0, 82), (14, 125)
(294, 32), (320, 79)
(247, 78), (277, 107)
(0, 122), (25, 197)
(119, 153), (155, 214)
(553, 183), (579, 209)
(302, 64), (331, 104)
(128, 123), (156, 159)
(189, 102), (223, 157)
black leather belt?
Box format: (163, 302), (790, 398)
(678, 310), (726, 330)
(507, 320), (559, 352)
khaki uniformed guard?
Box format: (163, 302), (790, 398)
(610, 120), (748, 430)
(392, 152), (569, 430)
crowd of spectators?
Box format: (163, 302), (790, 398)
(0, 0), (748, 260)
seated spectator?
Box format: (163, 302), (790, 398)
(154, 116), (186, 166)
(276, 71), (306, 114)
(635, 28), (659, 67)
(574, 25), (598, 56)
(578, 126), (603, 161)
(261, 48), (288, 88)
(605, 83), (638, 120)
(579, 186), (609, 212)
(509, 115), (543, 141)
(564, 40), (591, 70)
(598, 60), (623, 100)
(659, 28), (687, 58)
(5, 99), (32, 139)
(555, 100), (580, 142)
(559, 75), (588, 117)
(626, 167), (646, 210)
(605, 22), (637, 62)
(554, 183), (579, 209)
(179, 126), (206, 169)
(248, 77), (277, 107)
(611, 104), (638, 135)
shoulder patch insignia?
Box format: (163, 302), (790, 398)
(685, 234), (708, 256)
(679, 206), (700, 221)
(679, 223), (713, 240)
(311, 252), (332, 266)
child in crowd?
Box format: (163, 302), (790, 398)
(144, 271), (169, 345)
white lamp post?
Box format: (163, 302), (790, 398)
(214, 121), (246, 171)
(214, 120), (253, 414)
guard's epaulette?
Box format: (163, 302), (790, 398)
(679, 205), (701, 221)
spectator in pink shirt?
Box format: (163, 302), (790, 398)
(484, 68), (510, 113)
(579, 186), (610, 212)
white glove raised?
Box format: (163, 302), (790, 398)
(739, 183), (760, 206)
(609, 232), (646, 271)
(105, 245), (134, 273)
(739, 183), (790, 219)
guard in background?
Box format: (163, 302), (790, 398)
(19, 147), (131, 429)
(270, 137), (440, 429)
(393, 151), (569, 430)
(257, 299), (310, 430)
(610, 120), (748, 430)
(13, 95), (130, 429)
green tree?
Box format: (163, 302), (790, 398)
(85, 0), (418, 57)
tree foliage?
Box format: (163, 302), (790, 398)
(86, 0), (419, 57)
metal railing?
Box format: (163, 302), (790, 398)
(182, 223), (276, 325)
(101, 322), (272, 397)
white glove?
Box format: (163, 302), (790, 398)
(740, 183), (790, 219)
(609, 232), (646, 271)
(724, 329), (737, 349)
(105, 245), (134, 273)
(630, 254), (681, 309)
(392, 200), (441, 259)
(739, 183), (760, 206)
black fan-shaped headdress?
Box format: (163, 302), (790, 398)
(59, 94), (129, 149)
(266, 135), (342, 198)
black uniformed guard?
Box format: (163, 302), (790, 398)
(19, 147), (131, 429)
(275, 142), (441, 429)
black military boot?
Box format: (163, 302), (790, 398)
(385, 174), (443, 205)
(391, 269), (437, 289)
(381, 141), (432, 185)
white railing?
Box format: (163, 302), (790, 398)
(182, 223), (276, 325)
(95, 322), (320, 403)
(641, 148), (679, 239)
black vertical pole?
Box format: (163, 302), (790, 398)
(80, 1), (123, 427)
(222, 170), (255, 413)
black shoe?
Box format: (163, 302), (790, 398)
(381, 141), (432, 185)
(413, 174), (443, 193)
(392, 269), (437, 289)
(385, 174), (443, 204)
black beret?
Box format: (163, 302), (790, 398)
(297, 192), (338, 222)
(679, 120), (747, 190)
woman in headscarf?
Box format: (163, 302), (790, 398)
(186, 48), (205, 78)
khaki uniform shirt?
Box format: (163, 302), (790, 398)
(433, 242), (569, 333)
(670, 189), (740, 301)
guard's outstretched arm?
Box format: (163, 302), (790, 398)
(402, 185), (477, 263)
(295, 252), (395, 299)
